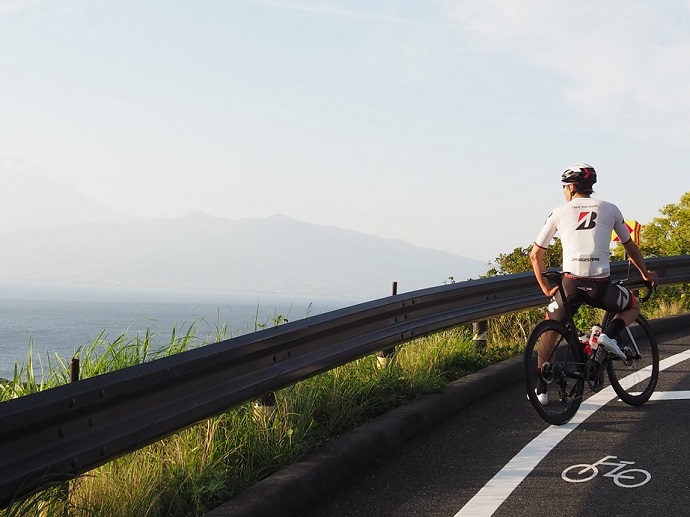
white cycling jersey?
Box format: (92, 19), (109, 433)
(534, 197), (631, 278)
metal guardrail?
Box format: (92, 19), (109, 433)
(1, 255), (689, 506)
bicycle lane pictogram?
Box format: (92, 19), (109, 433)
(455, 347), (690, 517)
(561, 455), (651, 488)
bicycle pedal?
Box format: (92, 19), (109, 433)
(623, 347), (639, 360)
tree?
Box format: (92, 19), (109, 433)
(640, 192), (690, 257)
(486, 238), (563, 276)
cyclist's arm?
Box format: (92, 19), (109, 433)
(530, 244), (559, 297)
(621, 239), (658, 286)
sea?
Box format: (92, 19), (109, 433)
(0, 279), (359, 381)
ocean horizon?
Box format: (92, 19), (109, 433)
(0, 279), (360, 380)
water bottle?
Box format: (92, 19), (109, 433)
(579, 333), (592, 357)
(589, 325), (602, 350)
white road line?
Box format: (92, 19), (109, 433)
(455, 348), (690, 517)
(648, 390), (690, 400)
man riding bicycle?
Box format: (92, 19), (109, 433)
(529, 163), (658, 404)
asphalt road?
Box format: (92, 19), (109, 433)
(207, 314), (690, 517)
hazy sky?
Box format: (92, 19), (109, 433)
(1, 0), (689, 263)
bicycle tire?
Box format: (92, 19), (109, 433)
(524, 319), (585, 425)
(603, 314), (659, 406)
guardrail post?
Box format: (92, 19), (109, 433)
(59, 358), (80, 515)
(472, 321), (488, 351)
(377, 282), (398, 368)
(70, 358), (80, 383)
(252, 392), (276, 424)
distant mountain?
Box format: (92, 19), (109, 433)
(0, 213), (487, 298)
(0, 168), (133, 233)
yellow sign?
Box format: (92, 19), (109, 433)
(612, 219), (642, 244)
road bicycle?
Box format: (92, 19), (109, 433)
(524, 270), (659, 425)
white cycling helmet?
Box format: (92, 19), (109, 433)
(561, 163), (597, 185)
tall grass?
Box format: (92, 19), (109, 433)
(1, 320), (502, 516)
(2, 296), (685, 516)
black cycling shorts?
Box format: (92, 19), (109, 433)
(545, 274), (638, 323)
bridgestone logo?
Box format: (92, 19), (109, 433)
(576, 211), (598, 230)
(571, 257), (600, 262)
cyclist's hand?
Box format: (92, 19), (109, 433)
(544, 286), (559, 298)
(644, 270), (659, 287)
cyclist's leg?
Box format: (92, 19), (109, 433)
(599, 282), (639, 338)
(604, 306), (638, 337)
(525, 319), (584, 425)
(536, 290), (581, 396)
(539, 294), (569, 372)
(576, 279), (637, 360)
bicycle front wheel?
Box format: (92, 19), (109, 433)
(604, 314), (659, 406)
(524, 319), (585, 425)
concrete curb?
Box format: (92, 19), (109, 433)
(206, 313), (690, 516)
(206, 356), (524, 516)
(647, 311), (690, 335)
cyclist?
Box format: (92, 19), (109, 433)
(529, 163), (658, 404)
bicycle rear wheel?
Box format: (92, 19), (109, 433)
(524, 319), (585, 425)
(604, 314), (659, 405)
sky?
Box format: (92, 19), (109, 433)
(1, 0), (689, 264)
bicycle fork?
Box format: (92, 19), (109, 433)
(623, 326), (642, 360)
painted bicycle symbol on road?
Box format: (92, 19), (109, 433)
(562, 455), (651, 488)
